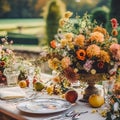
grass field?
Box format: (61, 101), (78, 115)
(0, 18), (45, 36)
(0, 18), (47, 47)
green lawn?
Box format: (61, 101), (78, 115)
(0, 18), (47, 46)
(0, 18), (45, 36)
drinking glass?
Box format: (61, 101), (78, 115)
(102, 80), (115, 106)
(4, 68), (19, 86)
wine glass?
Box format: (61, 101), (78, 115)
(102, 80), (115, 107)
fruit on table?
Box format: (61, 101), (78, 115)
(18, 80), (27, 88)
(34, 82), (44, 91)
(65, 89), (78, 103)
(88, 94), (104, 108)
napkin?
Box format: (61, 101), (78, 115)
(0, 86), (26, 100)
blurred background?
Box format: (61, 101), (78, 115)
(0, 0), (119, 51)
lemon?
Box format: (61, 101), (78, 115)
(34, 82), (44, 91)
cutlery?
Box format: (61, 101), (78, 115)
(43, 110), (75, 120)
(44, 110), (88, 120)
(72, 111), (88, 120)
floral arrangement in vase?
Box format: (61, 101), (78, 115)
(0, 37), (15, 85)
(43, 11), (120, 83)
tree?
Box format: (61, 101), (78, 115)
(0, 0), (10, 18)
(109, 0), (120, 23)
(109, 0), (120, 43)
(91, 6), (109, 28)
(44, 0), (66, 46)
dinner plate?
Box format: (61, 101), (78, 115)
(16, 98), (71, 114)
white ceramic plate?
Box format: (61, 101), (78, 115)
(16, 98), (71, 114)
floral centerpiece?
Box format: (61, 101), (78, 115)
(0, 37), (15, 85)
(41, 11), (120, 97)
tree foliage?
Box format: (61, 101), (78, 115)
(91, 6), (109, 27)
(109, 0), (120, 43)
(0, 0), (10, 17)
(45, 0), (66, 46)
(109, 0), (120, 23)
(0, 0), (110, 18)
(0, 0), (48, 18)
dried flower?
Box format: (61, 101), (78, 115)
(63, 67), (79, 83)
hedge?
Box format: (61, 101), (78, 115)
(0, 32), (39, 45)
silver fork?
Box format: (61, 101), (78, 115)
(44, 110), (88, 120)
(43, 110), (75, 120)
(72, 111), (88, 120)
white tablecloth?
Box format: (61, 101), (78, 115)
(0, 73), (106, 120)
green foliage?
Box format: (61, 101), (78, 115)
(7, 32), (39, 45)
(117, 27), (120, 44)
(91, 6), (109, 27)
(0, 0), (11, 17)
(45, 0), (65, 46)
(106, 95), (120, 120)
(109, 0), (120, 23)
(108, 0), (120, 41)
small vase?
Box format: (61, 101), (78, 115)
(4, 67), (19, 86)
(0, 67), (7, 86)
(79, 73), (103, 102)
(83, 82), (100, 102)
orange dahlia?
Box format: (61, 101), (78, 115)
(74, 34), (85, 46)
(90, 31), (104, 43)
(93, 26), (107, 36)
(99, 50), (110, 63)
(86, 44), (100, 58)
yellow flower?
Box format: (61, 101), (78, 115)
(67, 42), (74, 49)
(65, 33), (73, 42)
(59, 18), (67, 27)
(99, 50), (110, 63)
(90, 31), (104, 43)
(91, 69), (96, 74)
(64, 11), (73, 18)
(48, 58), (60, 70)
(86, 44), (100, 58)
(74, 34), (85, 46)
(60, 39), (68, 47)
